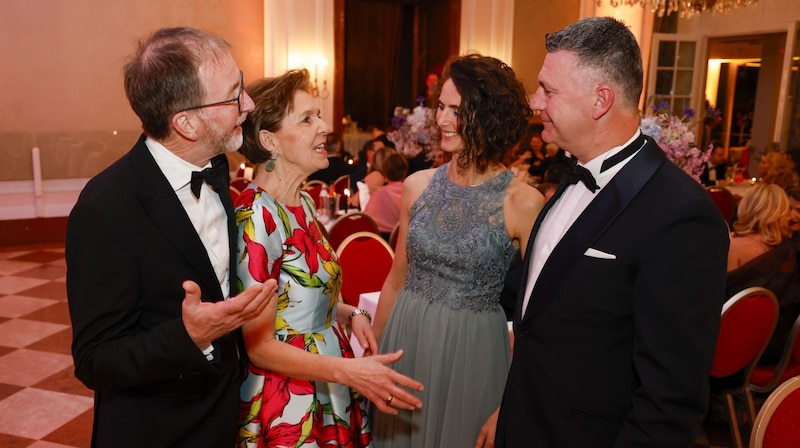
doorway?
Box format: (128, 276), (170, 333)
(704, 33), (787, 168)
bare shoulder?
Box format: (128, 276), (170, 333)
(402, 168), (436, 200)
(505, 177), (546, 217)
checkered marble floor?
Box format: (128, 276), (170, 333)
(0, 244), (92, 448)
(0, 243), (741, 448)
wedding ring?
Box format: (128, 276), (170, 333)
(385, 394), (394, 405)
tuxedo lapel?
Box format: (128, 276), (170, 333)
(129, 138), (226, 301)
(520, 136), (665, 323)
(514, 181), (569, 323)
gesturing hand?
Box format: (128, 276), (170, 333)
(182, 279), (276, 350)
(345, 349), (424, 415)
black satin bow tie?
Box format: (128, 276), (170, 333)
(190, 162), (228, 198)
(563, 156), (599, 193)
(562, 138), (644, 193)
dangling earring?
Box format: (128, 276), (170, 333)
(264, 152), (278, 172)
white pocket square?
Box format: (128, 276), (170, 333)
(584, 248), (616, 259)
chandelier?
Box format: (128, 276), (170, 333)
(597, 0), (759, 18)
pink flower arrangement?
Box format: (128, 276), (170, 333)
(640, 97), (713, 183)
(387, 97), (440, 158)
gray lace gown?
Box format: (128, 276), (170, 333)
(372, 164), (517, 447)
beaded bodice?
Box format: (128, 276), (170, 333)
(404, 163), (517, 312)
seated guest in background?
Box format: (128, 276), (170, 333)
(786, 185), (800, 236)
(306, 132), (354, 185)
(349, 138), (384, 193)
(758, 151), (799, 189)
(364, 152), (409, 239)
(525, 133), (547, 178)
(352, 146), (394, 209)
(726, 184), (800, 366)
(700, 145), (729, 186)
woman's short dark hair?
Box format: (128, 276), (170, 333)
(436, 54), (532, 173)
(240, 69), (311, 164)
(383, 153), (409, 182)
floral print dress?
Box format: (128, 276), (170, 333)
(235, 185), (372, 448)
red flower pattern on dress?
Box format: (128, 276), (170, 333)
(283, 205), (331, 274)
(235, 187), (257, 208)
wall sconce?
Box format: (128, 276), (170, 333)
(312, 58), (329, 99)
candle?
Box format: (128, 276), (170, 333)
(243, 167), (254, 181)
(344, 188), (350, 209)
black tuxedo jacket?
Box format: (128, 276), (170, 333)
(496, 136), (729, 447)
(66, 135), (242, 448)
(700, 162), (728, 186)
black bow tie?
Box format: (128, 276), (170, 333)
(562, 138), (645, 193)
(563, 156), (599, 193)
(190, 160), (228, 198)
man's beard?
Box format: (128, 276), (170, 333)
(202, 115), (243, 154)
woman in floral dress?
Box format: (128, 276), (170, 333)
(235, 69), (423, 448)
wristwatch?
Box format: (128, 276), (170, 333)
(349, 308), (373, 324)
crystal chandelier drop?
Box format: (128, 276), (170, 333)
(597, 0), (760, 18)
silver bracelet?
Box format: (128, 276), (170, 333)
(349, 308), (372, 324)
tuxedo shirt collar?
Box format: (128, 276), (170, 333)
(145, 136), (211, 193)
(567, 130), (642, 192)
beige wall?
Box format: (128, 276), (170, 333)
(0, 0), (264, 180)
(511, 0), (581, 96)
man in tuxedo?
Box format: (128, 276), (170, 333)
(700, 145), (729, 186)
(495, 17), (729, 447)
(66, 28), (275, 448)
(307, 132), (354, 184)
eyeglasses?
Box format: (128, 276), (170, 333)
(179, 70), (244, 113)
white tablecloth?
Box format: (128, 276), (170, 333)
(349, 291), (379, 357)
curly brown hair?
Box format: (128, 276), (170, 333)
(435, 54), (532, 173)
(239, 69), (311, 164)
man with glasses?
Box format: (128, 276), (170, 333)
(66, 27), (275, 448)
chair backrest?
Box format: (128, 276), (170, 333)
(332, 175), (351, 209)
(327, 212), (379, 251)
(229, 186), (241, 203)
(388, 224), (400, 251)
(706, 186), (735, 223)
(751, 314), (800, 393)
(335, 231), (394, 307)
(230, 177), (251, 194)
(303, 180), (328, 209)
(711, 287), (779, 379)
(749, 375), (800, 448)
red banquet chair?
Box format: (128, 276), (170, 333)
(335, 231), (394, 307)
(707, 185), (735, 224)
(229, 185), (241, 203)
(332, 175), (351, 210)
(230, 177), (250, 194)
(303, 180), (328, 209)
(749, 375), (800, 448)
(710, 286), (779, 448)
(326, 212), (379, 251)
(750, 314), (800, 396)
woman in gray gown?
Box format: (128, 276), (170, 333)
(371, 54), (545, 447)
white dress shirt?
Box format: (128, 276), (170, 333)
(146, 138), (230, 299)
(521, 131), (643, 314)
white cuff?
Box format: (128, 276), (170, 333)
(201, 344), (214, 361)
